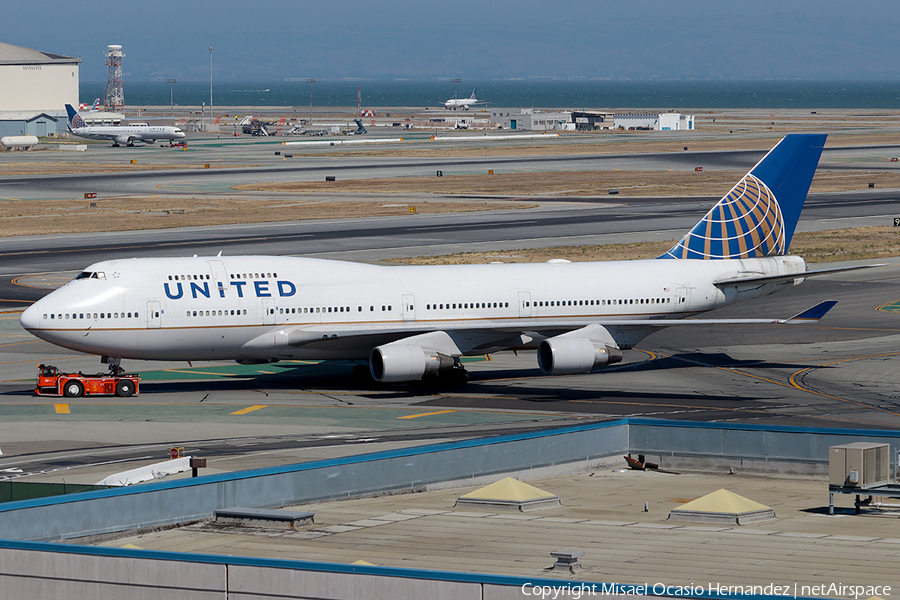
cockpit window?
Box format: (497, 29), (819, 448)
(74, 271), (106, 280)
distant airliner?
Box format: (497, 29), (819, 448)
(21, 135), (866, 389)
(78, 98), (102, 111)
(65, 104), (186, 147)
(444, 88), (480, 110)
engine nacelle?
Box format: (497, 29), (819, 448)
(537, 336), (623, 376)
(115, 135), (132, 146)
(370, 344), (456, 383)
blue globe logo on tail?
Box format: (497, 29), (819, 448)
(64, 105), (87, 129)
(658, 134), (827, 261)
(662, 173), (785, 259)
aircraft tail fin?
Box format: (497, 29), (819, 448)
(90, 98), (101, 111)
(470, 88), (477, 99)
(659, 134), (827, 260)
(65, 104), (86, 129)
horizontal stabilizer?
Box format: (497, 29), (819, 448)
(715, 263), (885, 288)
(779, 300), (837, 324)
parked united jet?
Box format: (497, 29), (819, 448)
(444, 89), (481, 110)
(21, 135), (863, 389)
(64, 104), (185, 147)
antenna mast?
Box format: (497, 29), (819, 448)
(104, 44), (125, 111)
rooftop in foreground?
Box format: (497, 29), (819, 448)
(100, 467), (900, 595)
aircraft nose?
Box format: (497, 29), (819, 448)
(19, 303), (42, 330)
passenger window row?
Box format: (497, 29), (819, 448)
(277, 305), (393, 314)
(602, 298), (671, 306)
(168, 273), (280, 281)
(426, 302), (509, 310)
(230, 273), (277, 279)
(280, 306), (347, 314)
(532, 298), (672, 307)
(169, 274), (210, 281)
(186, 309), (248, 317)
(44, 312), (139, 320)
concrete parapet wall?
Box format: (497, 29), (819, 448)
(629, 419), (900, 475)
(0, 421), (628, 542)
(0, 545), (226, 599)
(0, 541), (651, 600)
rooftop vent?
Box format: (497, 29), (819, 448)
(547, 549), (584, 574)
(668, 489), (774, 525)
(214, 507), (314, 530)
(455, 477), (561, 512)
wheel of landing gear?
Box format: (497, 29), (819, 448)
(63, 380), (84, 398)
(449, 368), (470, 386)
(434, 368), (469, 387)
(115, 379), (134, 397)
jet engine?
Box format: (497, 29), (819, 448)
(115, 135), (133, 146)
(537, 325), (623, 375)
(369, 344), (456, 383)
(369, 331), (461, 383)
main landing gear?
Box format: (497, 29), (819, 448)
(104, 356), (124, 376)
(424, 366), (470, 387)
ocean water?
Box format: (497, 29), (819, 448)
(80, 80), (900, 110)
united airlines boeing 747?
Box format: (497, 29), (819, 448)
(21, 135), (862, 388)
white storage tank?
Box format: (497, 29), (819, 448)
(0, 135), (39, 149)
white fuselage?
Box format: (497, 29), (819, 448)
(20, 254), (806, 363)
(69, 124), (186, 145)
(444, 98), (477, 110)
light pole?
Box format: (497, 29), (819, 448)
(209, 47), (214, 127)
(450, 78), (461, 107)
(166, 78), (176, 117)
(306, 78), (316, 126)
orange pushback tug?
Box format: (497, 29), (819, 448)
(35, 364), (140, 398)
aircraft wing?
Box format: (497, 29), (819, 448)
(244, 300), (838, 359)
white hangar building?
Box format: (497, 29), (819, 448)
(613, 112), (694, 131)
(0, 42), (80, 113)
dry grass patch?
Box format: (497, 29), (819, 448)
(238, 169), (900, 197)
(0, 197), (528, 237)
(388, 227), (900, 265)
(0, 161), (243, 176)
(286, 132), (900, 160)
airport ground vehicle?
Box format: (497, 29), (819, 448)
(34, 364), (140, 397)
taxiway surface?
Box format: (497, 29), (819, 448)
(1, 139), (899, 485)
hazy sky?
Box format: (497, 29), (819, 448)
(7, 1), (899, 81)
